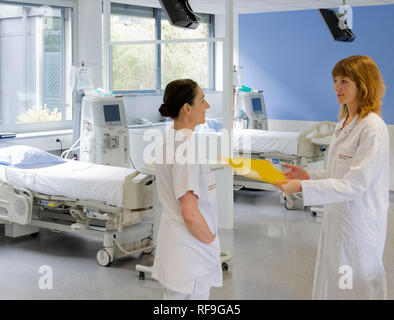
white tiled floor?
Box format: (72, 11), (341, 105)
(0, 190), (393, 299)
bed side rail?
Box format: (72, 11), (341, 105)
(0, 180), (33, 225)
(123, 172), (154, 210)
(297, 121), (336, 157)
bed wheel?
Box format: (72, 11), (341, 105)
(143, 248), (154, 254)
(284, 197), (293, 210)
(311, 211), (317, 217)
(30, 232), (39, 239)
(139, 272), (145, 280)
(97, 249), (111, 267)
(222, 263), (228, 271)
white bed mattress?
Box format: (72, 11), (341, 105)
(195, 129), (301, 156)
(0, 161), (136, 207)
(233, 129), (300, 155)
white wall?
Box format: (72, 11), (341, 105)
(77, 0), (102, 87)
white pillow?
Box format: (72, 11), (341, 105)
(0, 145), (66, 167)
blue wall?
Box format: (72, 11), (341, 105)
(239, 5), (394, 124)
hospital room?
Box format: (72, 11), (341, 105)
(1, 0), (394, 304)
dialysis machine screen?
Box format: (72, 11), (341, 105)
(251, 98), (263, 113)
(104, 104), (121, 122)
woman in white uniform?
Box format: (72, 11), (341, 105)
(152, 79), (222, 300)
(277, 55), (389, 300)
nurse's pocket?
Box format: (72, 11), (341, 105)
(335, 147), (355, 177)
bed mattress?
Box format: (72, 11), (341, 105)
(195, 129), (301, 156)
(0, 161), (136, 207)
(233, 129), (300, 155)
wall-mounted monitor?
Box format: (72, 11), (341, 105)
(159, 0), (199, 29)
(319, 8), (355, 42)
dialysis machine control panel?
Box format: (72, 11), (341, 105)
(235, 91), (268, 130)
(80, 96), (130, 168)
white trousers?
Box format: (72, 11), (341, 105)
(163, 288), (210, 300)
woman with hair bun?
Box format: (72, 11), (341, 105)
(277, 55), (390, 300)
(152, 79), (222, 300)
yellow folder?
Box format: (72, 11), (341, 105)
(222, 157), (286, 185)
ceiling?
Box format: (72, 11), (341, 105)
(120, 0), (394, 14)
(232, 0), (394, 13)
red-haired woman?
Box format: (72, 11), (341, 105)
(278, 55), (389, 300)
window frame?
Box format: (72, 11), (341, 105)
(0, 0), (77, 134)
(107, 3), (216, 95)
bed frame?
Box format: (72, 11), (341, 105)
(0, 171), (155, 267)
(233, 121), (336, 205)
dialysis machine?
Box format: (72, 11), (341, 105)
(234, 90), (268, 130)
(79, 95), (130, 168)
(78, 95), (155, 268)
(233, 65), (268, 130)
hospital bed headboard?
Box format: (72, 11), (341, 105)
(297, 121), (336, 158)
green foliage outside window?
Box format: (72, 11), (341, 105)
(112, 44), (155, 90)
(161, 42), (209, 89)
(110, 14), (212, 91)
(17, 105), (61, 123)
(111, 15), (155, 41)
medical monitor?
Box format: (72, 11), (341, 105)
(319, 8), (355, 42)
(251, 97), (263, 114)
(103, 104), (121, 123)
(159, 0), (199, 29)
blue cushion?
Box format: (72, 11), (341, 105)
(206, 118), (223, 132)
(195, 118), (223, 132)
(0, 144), (66, 167)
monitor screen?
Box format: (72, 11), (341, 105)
(251, 98), (263, 113)
(103, 104), (121, 122)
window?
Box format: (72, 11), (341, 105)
(0, 1), (73, 133)
(108, 3), (215, 93)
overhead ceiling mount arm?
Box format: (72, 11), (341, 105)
(338, 4), (353, 30)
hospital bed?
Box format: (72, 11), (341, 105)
(0, 147), (155, 267)
(194, 119), (335, 210)
(195, 120), (335, 185)
(232, 122), (334, 190)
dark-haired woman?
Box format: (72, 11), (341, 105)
(151, 79), (222, 300)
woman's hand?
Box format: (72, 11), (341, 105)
(276, 179), (302, 194)
(179, 191), (216, 244)
(283, 164), (310, 180)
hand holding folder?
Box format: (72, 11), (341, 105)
(222, 157), (287, 185)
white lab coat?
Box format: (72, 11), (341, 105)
(152, 128), (222, 295)
(301, 112), (390, 300)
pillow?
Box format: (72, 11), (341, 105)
(195, 123), (216, 132)
(0, 145), (66, 167)
(206, 118), (223, 132)
(195, 118), (223, 133)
